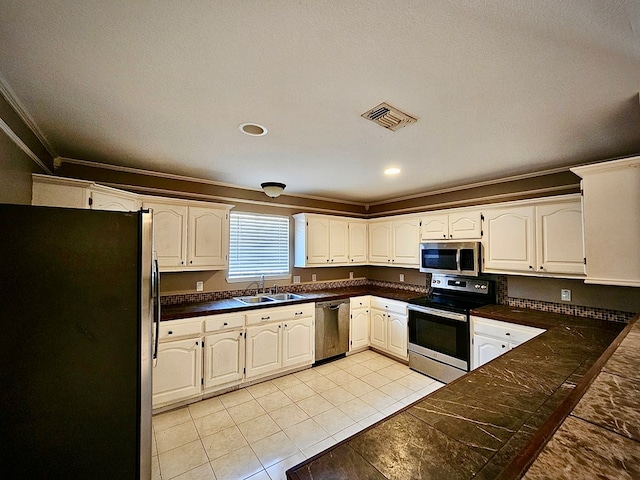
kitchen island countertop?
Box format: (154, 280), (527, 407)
(286, 305), (637, 480)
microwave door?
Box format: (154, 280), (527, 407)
(422, 247), (458, 271)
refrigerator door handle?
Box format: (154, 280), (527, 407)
(153, 257), (160, 367)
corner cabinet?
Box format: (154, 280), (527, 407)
(571, 157), (640, 287)
(471, 316), (545, 369)
(482, 195), (585, 278)
(142, 197), (231, 272)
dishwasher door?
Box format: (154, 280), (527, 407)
(314, 300), (350, 362)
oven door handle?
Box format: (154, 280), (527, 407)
(408, 304), (467, 322)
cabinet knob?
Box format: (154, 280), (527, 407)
(223, 322), (228, 326)
(181, 261), (184, 265)
(529, 265), (533, 269)
(502, 344), (506, 349)
(168, 331), (173, 335)
(190, 260), (193, 264)
(284, 324), (288, 328)
(442, 234), (446, 238)
(326, 259), (329, 262)
(505, 332), (510, 336)
(539, 266), (544, 270)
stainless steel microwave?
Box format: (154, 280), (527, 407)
(419, 242), (481, 276)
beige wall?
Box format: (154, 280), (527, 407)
(0, 130), (44, 204)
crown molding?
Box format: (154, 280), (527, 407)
(0, 75), (57, 159)
(0, 117), (52, 174)
(57, 156), (368, 208)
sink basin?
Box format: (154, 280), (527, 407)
(266, 293), (305, 301)
(235, 295), (275, 305)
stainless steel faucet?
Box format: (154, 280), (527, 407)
(259, 274), (265, 294)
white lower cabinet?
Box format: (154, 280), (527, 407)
(282, 317), (314, 368)
(349, 296), (370, 352)
(245, 323), (282, 379)
(369, 297), (408, 360)
(204, 330), (244, 390)
(153, 337), (203, 408)
(471, 315), (545, 369)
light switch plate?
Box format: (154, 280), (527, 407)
(196, 281), (204, 292)
(349, 271), (354, 279)
(399, 274), (405, 282)
(293, 276), (301, 284)
(561, 289), (571, 301)
(312, 274), (317, 282)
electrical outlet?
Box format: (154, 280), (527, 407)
(293, 275), (301, 284)
(561, 289), (571, 302)
(349, 271), (354, 279)
(399, 273), (405, 282)
(196, 281), (204, 292)
(312, 274), (317, 282)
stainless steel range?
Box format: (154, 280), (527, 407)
(408, 274), (496, 383)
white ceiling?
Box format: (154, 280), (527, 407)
(1, 1), (639, 203)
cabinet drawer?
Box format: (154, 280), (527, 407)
(370, 297), (406, 314)
(350, 296), (370, 309)
(158, 319), (203, 341)
(245, 303), (314, 326)
(472, 317), (544, 344)
(204, 313), (244, 332)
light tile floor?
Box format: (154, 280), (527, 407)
(152, 350), (444, 480)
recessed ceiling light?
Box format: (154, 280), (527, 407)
(239, 123), (268, 136)
(384, 167), (401, 175)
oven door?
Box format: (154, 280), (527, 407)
(408, 305), (469, 371)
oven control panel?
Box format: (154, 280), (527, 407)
(431, 275), (490, 294)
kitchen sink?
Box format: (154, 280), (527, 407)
(235, 295), (275, 304)
(266, 293), (305, 301)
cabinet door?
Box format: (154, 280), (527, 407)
(349, 307), (369, 351)
(368, 221), (391, 264)
(536, 200), (585, 275)
(472, 334), (508, 369)
(204, 330), (244, 390)
(483, 206), (536, 272)
(348, 222), (368, 264)
(449, 211), (482, 239)
(392, 218), (420, 266)
(306, 216), (330, 265)
(245, 324), (281, 379)
(144, 202), (188, 269)
(188, 206), (228, 268)
(369, 309), (387, 350)
(387, 313), (408, 359)
(421, 214), (449, 240)
(153, 338), (202, 408)
(90, 190), (138, 212)
(282, 317), (314, 368)
(329, 219), (349, 264)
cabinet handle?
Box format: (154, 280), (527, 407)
(168, 331), (173, 335)
(505, 332), (510, 336)
(261, 316), (270, 321)
(295, 312), (303, 316)
(223, 322), (228, 326)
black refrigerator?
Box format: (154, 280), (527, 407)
(0, 203), (157, 479)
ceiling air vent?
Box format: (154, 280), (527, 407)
(361, 102), (417, 131)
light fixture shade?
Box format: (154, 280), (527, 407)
(261, 182), (286, 198)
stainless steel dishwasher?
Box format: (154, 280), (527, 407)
(315, 300), (350, 362)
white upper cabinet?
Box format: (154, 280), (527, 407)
(348, 220), (368, 264)
(144, 201), (188, 269)
(369, 216), (420, 267)
(89, 187), (139, 211)
(187, 206), (229, 268)
(420, 210), (482, 241)
(293, 214), (361, 267)
(535, 199), (584, 275)
(483, 205), (536, 272)
(482, 195), (584, 278)
(143, 197), (231, 272)
(571, 157), (640, 287)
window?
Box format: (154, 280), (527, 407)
(228, 212), (290, 280)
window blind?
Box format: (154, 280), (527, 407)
(228, 212), (290, 279)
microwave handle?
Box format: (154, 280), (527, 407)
(456, 248), (461, 272)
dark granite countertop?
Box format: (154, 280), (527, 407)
(286, 305), (635, 480)
(161, 286), (422, 321)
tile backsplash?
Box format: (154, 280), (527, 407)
(161, 275), (635, 323)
